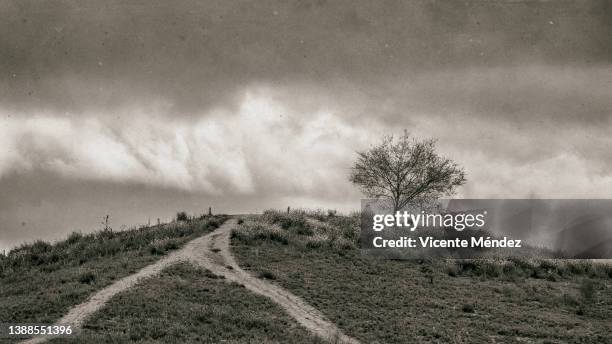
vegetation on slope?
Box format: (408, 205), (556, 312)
(232, 210), (612, 344)
(0, 214), (227, 326)
(50, 263), (321, 344)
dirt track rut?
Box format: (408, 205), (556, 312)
(22, 218), (360, 344)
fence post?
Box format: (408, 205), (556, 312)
(287, 206), (290, 214)
(208, 207), (212, 216)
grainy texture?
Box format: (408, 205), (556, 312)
(50, 263), (322, 343)
(233, 214), (612, 344)
(22, 219), (359, 344)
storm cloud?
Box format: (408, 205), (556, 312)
(1, 0), (611, 250)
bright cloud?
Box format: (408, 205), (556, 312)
(0, 87), (382, 197)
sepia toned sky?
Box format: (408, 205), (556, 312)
(1, 0), (611, 250)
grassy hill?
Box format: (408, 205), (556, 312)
(51, 263), (322, 343)
(0, 214), (327, 343)
(1, 210), (611, 343)
(232, 210), (612, 344)
(0, 215), (227, 330)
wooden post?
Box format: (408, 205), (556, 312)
(208, 207), (212, 216)
(287, 206), (290, 214)
(102, 215), (111, 232)
(157, 218), (160, 226)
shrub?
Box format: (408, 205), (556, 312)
(78, 271), (96, 284)
(293, 225), (314, 236)
(66, 232), (83, 245)
(305, 235), (328, 249)
(331, 237), (356, 251)
(267, 230), (289, 245)
(479, 260), (503, 278)
(232, 221), (289, 245)
(461, 304), (475, 313)
(149, 238), (181, 255)
(538, 259), (559, 272)
(326, 215), (360, 243)
(29, 240), (52, 255)
(258, 270), (276, 280)
(262, 210), (307, 230)
(446, 264), (459, 277)
(176, 211), (189, 222)
(451, 259), (530, 280)
(207, 218), (221, 229)
(305, 209), (327, 222)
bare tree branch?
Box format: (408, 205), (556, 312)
(349, 132), (466, 211)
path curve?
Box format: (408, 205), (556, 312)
(183, 219), (361, 344)
(23, 218), (360, 344)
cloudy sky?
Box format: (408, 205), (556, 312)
(1, 0), (611, 250)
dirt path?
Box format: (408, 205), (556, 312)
(20, 229), (197, 344)
(182, 219), (361, 344)
(23, 218), (360, 344)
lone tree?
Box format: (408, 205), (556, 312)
(349, 132), (466, 211)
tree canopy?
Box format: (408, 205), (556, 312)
(349, 132), (466, 211)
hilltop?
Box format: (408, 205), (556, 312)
(1, 211), (611, 343)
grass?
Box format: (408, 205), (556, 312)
(3, 209), (610, 343)
(50, 263), (322, 343)
(0, 214), (227, 328)
(232, 211), (612, 344)
(448, 258), (612, 281)
(233, 210), (359, 251)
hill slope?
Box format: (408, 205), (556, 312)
(2, 211), (611, 343)
(232, 210), (612, 344)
